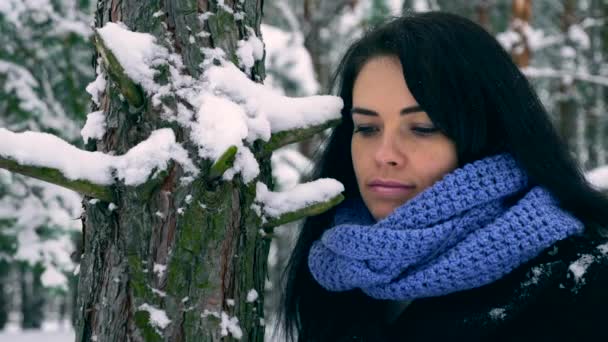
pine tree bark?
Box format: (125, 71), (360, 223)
(75, 1), (271, 341)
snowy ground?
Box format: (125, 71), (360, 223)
(0, 318), (282, 341)
(0, 321), (74, 342)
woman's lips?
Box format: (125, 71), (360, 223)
(368, 180), (416, 197)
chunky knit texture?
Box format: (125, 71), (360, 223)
(308, 154), (584, 300)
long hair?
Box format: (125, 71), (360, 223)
(278, 11), (608, 341)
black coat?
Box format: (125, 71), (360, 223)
(380, 233), (608, 341)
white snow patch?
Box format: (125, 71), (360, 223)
(138, 303), (171, 330)
(568, 254), (595, 283)
(489, 308), (506, 320)
(586, 166), (608, 190)
(261, 24), (318, 96)
(236, 28), (264, 74)
(220, 311), (242, 339)
(254, 179), (344, 218)
(97, 22), (169, 93)
(522, 266), (543, 287)
(597, 243), (608, 255)
(154, 263), (167, 278)
(246, 289), (258, 303)
(150, 287), (167, 298)
(226, 299), (235, 306)
(86, 67), (107, 106)
(568, 24), (590, 49)
(81, 110), (107, 143)
(41, 266), (68, 289)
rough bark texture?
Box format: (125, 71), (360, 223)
(74, 1), (270, 341)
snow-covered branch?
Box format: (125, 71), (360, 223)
(93, 28), (143, 107)
(586, 165), (608, 190)
(254, 179), (344, 228)
(0, 155), (113, 202)
(0, 128), (197, 201)
(523, 67), (608, 87)
(262, 118), (341, 155)
(204, 63), (343, 157)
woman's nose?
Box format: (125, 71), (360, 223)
(374, 134), (404, 167)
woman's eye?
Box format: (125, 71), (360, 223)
(411, 126), (439, 136)
(353, 125), (378, 136)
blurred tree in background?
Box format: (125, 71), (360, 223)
(0, 0), (95, 330)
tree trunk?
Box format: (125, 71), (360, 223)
(75, 1), (270, 341)
(20, 262), (45, 329)
(557, 0), (582, 164)
(510, 0), (532, 68)
(0, 261), (9, 329)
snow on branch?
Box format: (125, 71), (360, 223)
(94, 22), (170, 107)
(586, 165), (608, 190)
(523, 67), (608, 87)
(262, 118), (341, 156)
(90, 23), (342, 184)
(0, 128), (197, 201)
(206, 63), (342, 134)
(254, 179), (344, 228)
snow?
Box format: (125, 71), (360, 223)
(568, 24), (590, 49)
(489, 308), (506, 320)
(0, 176), (82, 289)
(521, 266), (543, 287)
(153, 263), (167, 278)
(194, 93), (251, 157)
(523, 67), (608, 87)
(205, 63), (342, 133)
(217, 0), (234, 14)
(271, 147), (312, 190)
(81, 111), (106, 143)
(85, 66), (107, 106)
(246, 289), (258, 302)
(0, 327), (74, 342)
(585, 165), (608, 189)
(598, 243), (608, 255)
(254, 178), (344, 218)
(0, 128), (197, 187)
(97, 22), (169, 93)
(138, 303), (171, 331)
(261, 24), (318, 96)
(90, 23), (341, 185)
(236, 28), (264, 74)
(220, 311), (243, 339)
(40, 267), (68, 289)
(568, 254), (595, 283)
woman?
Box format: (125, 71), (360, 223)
(279, 12), (608, 342)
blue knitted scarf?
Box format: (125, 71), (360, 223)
(308, 154), (584, 300)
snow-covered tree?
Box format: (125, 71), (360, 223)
(0, 0), (95, 328)
(1, 0), (345, 340)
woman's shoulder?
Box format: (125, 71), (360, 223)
(535, 231), (608, 291)
(384, 232), (608, 341)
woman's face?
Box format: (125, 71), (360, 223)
(351, 56), (458, 220)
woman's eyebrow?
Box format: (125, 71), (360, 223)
(351, 105), (424, 116)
